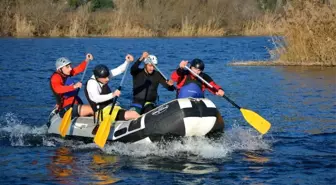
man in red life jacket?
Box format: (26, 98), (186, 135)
(171, 59), (225, 98)
(50, 54), (94, 118)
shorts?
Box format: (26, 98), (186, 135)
(59, 104), (80, 118)
(130, 102), (156, 114)
(99, 105), (126, 122)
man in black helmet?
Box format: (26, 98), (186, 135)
(171, 59), (225, 98)
(85, 54), (140, 126)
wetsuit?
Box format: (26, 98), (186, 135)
(130, 58), (175, 114)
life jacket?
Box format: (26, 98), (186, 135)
(84, 78), (117, 124)
(178, 74), (204, 98)
(50, 72), (65, 109)
(84, 78), (114, 112)
(50, 72), (82, 110)
(63, 78), (77, 98)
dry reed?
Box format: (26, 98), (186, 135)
(1, 0), (260, 37)
(244, 0), (336, 66)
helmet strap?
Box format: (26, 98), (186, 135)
(56, 68), (67, 76)
(58, 67), (68, 77)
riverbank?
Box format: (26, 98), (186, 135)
(229, 60), (336, 66)
(1, 0), (335, 66)
(1, 0), (244, 37)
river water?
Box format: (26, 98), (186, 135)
(0, 37), (335, 184)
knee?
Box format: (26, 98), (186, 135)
(125, 110), (140, 120)
(133, 111), (140, 118)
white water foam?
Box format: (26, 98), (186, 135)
(0, 112), (48, 146)
(0, 112), (271, 158)
(102, 124), (271, 159)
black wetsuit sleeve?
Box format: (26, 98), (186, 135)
(176, 67), (187, 76)
(130, 58), (143, 76)
(159, 73), (176, 91)
(201, 73), (222, 91)
(202, 73), (214, 83)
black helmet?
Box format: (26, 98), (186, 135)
(93, 64), (110, 78)
(190, 58), (205, 71)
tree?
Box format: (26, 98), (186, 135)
(91, 0), (114, 11)
(68, 0), (86, 9)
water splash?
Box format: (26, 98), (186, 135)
(0, 112), (48, 146)
(0, 113), (272, 158)
(102, 125), (271, 159)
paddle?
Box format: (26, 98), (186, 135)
(147, 59), (168, 80)
(146, 57), (177, 91)
(94, 62), (130, 149)
(59, 56), (92, 137)
(184, 66), (271, 135)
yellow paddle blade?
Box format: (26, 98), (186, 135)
(59, 107), (73, 137)
(240, 108), (271, 135)
(94, 106), (120, 149)
(94, 115), (112, 149)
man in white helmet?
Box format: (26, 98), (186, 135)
(50, 54), (94, 118)
(130, 51), (175, 114)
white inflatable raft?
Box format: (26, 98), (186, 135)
(47, 98), (224, 143)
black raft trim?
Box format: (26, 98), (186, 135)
(128, 118), (141, 132)
(114, 127), (128, 137)
(182, 99), (217, 118)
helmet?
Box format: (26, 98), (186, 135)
(55, 57), (71, 70)
(144, 55), (158, 65)
(93, 64), (110, 78)
(190, 58), (204, 71)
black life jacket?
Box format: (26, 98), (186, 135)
(84, 78), (114, 112)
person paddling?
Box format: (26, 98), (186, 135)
(50, 54), (94, 118)
(170, 59), (225, 98)
(130, 51), (175, 114)
(84, 54), (140, 127)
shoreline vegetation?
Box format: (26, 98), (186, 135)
(1, 0), (335, 66)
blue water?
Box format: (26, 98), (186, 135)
(0, 37), (335, 185)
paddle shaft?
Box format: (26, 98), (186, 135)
(108, 62), (129, 115)
(150, 62), (168, 80)
(184, 66), (241, 109)
(69, 61), (90, 107)
(147, 58), (177, 90)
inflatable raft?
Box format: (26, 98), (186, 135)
(47, 98), (224, 143)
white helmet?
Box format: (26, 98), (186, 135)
(55, 57), (71, 70)
(144, 55), (158, 65)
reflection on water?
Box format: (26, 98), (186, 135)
(243, 152), (270, 164)
(91, 154), (120, 185)
(242, 151), (271, 185)
(47, 147), (74, 184)
(47, 147), (120, 184)
(243, 151), (269, 172)
(132, 157), (219, 175)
